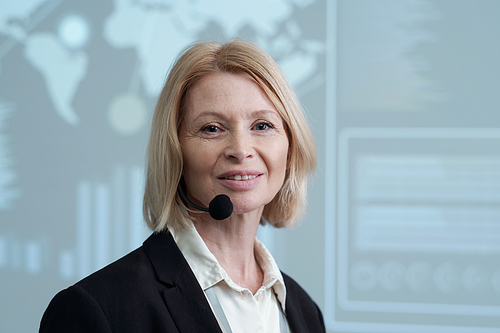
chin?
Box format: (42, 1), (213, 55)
(230, 200), (268, 216)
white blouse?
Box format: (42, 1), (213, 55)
(170, 224), (289, 333)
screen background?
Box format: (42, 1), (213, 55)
(0, 1), (499, 332)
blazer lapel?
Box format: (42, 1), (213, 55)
(285, 299), (307, 333)
(143, 232), (222, 333)
(162, 282), (222, 332)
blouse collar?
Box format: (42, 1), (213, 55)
(170, 224), (287, 311)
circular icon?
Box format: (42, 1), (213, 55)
(463, 264), (489, 293)
(406, 261), (432, 293)
(378, 261), (405, 293)
(58, 14), (91, 49)
(350, 261), (378, 292)
(434, 262), (460, 294)
(108, 93), (148, 135)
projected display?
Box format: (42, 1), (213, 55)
(0, 1), (325, 331)
(325, 0), (500, 331)
(338, 129), (500, 316)
(2, 0), (500, 332)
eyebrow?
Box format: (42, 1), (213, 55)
(193, 109), (281, 122)
(251, 110), (281, 119)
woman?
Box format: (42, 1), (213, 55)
(40, 40), (324, 332)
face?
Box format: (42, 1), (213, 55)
(178, 72), (289, 217)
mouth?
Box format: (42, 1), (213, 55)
(218, 170), (263, 181)
(222, 174), (258, 181)
(217, 171), (262, 190)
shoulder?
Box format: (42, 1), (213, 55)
(40, 233), (188, 332)
(40, 247), (160, 332)
(40, 283), (112, 332)
(76, 246), (157, 297)
(282, 272), (326, 333)
(72, 231), (182, 301)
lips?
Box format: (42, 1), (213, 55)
(218, 170), (262, 180)
(222, 174), (258, 181)
(218, 170), (262, 190)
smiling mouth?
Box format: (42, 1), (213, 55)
(222, 175), (258, 181)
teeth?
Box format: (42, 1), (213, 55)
(225, 175), (257, 180)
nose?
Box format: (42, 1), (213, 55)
(224, 130), (254, 162)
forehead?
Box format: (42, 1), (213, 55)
(184, 72), (276, 115)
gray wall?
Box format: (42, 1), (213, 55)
(1, 1), (499, 332)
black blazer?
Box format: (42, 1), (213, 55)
(40, 232), (325, 332)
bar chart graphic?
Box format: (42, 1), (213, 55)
(0, 166), (151, 280)
(59, 165), (150, 280)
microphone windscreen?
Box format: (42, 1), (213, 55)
(208, 194), (233, 220)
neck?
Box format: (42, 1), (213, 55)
(193, 210), (264, 294)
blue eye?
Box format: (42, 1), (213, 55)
(255, 122), (272, 131)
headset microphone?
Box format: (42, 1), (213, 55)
(178, 179), (233, 220)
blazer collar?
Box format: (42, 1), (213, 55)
(142, 232), (314, 333)
(143, 231), (186, 285)
(143, 231), (223, 333)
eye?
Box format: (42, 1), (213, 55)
(201, 125), (219, 133)
(255, 122), (273, 131)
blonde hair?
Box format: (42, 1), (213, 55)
(143, 39), (316, 232)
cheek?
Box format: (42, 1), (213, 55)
(182, 142), (215, 178)
(269, 141), (290, 182)
(181, 145), (212, 201)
